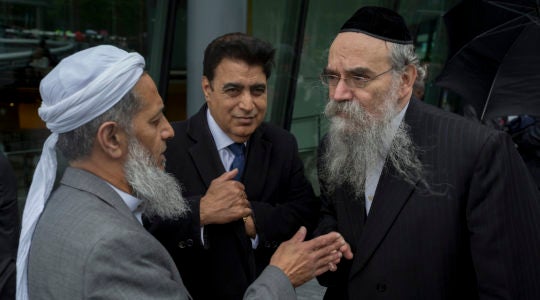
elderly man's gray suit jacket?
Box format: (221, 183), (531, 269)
(28, 167), (192, 299)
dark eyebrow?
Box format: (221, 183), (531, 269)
(222, 83), (243, 90)
(323, 67), (373, 76)
(250, 83), (266, 89)
(344, 67), (372, 75)
(322, 67), (338, 75)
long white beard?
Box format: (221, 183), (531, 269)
(124, 138), (189, 220)
(320, 80), (423, 197)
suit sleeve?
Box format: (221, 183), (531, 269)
(243, 265), (295, 300)
(84, 229), (191, 299)
(313, 179), (338, 237)
(313, 137), (338, 237)
(313, 179), (354, 290)
(311, 138), (351, 289)
(145, 194), (208, 251)
(467, 131), (540, 299)
(250, 134), (319, 244)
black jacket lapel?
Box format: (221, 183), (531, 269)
(186, 106), (227, 189)
(348, 98), (425, 278)
(348, 163), (416, 278)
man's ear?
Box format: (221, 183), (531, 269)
(95, 121), (125, 159)
(399, 64), (417, 99)
(202, 76), (212, 101)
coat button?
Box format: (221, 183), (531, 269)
(264, 241), (271, 248)
(376, 283), (387, 293)
(186, 239), (194, 247)
(178, 241), (186, 248)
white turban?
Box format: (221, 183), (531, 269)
(16, 45), (145, 300)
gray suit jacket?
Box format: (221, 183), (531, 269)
(28, 167), (295, 300)
(28, 167), (191, 299)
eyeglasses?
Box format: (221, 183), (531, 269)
(320, 67), (394, 89)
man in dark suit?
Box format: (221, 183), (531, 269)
(0, 152), (19, 300)
(146, 32), (320, 299)
(314, 6), (540, 299)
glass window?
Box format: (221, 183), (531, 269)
(163, 0), (187, 122)
(0, 0), (171, 207)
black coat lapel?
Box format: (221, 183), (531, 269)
(340, 184), (366, 252)
(186, 106), (226, 189)
(349, 98), (425, 278)
(348, 163), (416, 278)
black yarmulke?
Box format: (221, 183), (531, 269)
(340, 6), (413, 44)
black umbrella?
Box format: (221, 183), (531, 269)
(436, 0), (540, 120)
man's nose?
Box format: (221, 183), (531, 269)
(162, 118), (175, 139)
(238, 92), (255, 111)
(331, 79), (353, 102)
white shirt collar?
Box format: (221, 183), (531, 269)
(106, 182), (143, 224)
(207, 108), (236, 150)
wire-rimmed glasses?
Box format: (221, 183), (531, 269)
(320, 67), (394, 89)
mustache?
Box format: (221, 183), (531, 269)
(324, 101), (373, 126)
(325, 101), (355, 117)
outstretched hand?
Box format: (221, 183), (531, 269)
(269, 227), (352, 287)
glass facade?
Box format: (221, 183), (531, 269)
(1, 0), (462, 206)
(0, 0), (181, 209)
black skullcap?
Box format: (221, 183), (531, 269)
(340, 6), (413, 44)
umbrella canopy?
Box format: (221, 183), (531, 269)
(436, 0), (540, 120)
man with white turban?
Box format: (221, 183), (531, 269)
(16, 45), (347, 300)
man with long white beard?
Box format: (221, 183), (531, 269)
(125, 137), (189, 220)
(314, 6), (540, 300)
(321, 74), (423, 198)
(17, 45), (347, 300)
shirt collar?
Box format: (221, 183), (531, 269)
(207, 108), (237, 150)
(105, 182), (143, 214)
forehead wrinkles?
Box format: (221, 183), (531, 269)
(328, 32), (390, 71)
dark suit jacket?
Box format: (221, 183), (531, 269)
(315, 99), (540, 299)
(147, 105), (319, 300)
(0, 153), (19, 300)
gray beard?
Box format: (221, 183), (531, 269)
(320, 81), (424, 197)
(124, 138), (189, 220)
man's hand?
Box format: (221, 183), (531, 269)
(269, 226), (351, 287)
(244, 215), (256, 238)
(199, 169), (251, 225)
